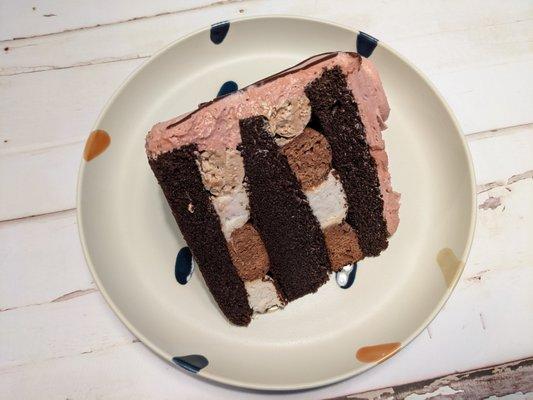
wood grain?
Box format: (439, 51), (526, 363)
(0, 1), (531, 398)
(328, 358), (533, 400)
(0, 0), (239, 41)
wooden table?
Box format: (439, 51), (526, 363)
(1, 1), (532, 398)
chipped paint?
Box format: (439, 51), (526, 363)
(437, 248), (463, 288)
(83, 130), (110, 161)
(479, 196), (502, 210)
(466, 269), (490, 283)
(507, 170), (533, 184)
(405, 385), (463, 399)
(335, 357), (533, 400)
(477, 169), (532, 194)
(356, 342), (401, 363)
(52, 288), (97, 302)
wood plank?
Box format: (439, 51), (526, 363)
(0, 209), (92, 311)
(0, 0), (234, 41)
(0, 142), (82, 221)
(0, 0), (531, 152)
(469, 124), (533, 186)
(329, 358), (533, 400)
(0, 140), (531, 398)
(0, 58), (142, 154)
(3, 0), (530, 76)
(0, 120), (531, 222)
(1, 2), (531, 398)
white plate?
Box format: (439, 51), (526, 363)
(77, 15), (476, 390)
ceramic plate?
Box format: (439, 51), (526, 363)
(77, 16), (476, 390)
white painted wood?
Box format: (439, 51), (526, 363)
(0, 167), (531, 399)
(0, 142), (82, 221)
(0, 209), (92, 311)
(468, 125), (533, 186)
(3, 0), (531, 76)
(0, 0), (228, 41)
(0, 58), (142, 154)
(1, 0), (531, 145)
(1, 122), (531, 222)
(0, 3), (530, 220)
(1, 1), (532, 398)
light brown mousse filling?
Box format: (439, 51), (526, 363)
(228, 223), (270, 281)
(323, 222), (363, 271)
(281, 127), (332, 191)
(282, 127), (363, 271)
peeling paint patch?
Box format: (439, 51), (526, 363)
(52, 288), (97, 303)
(339, 357), (533, 400)
(356, 342), (401, 363)
(405, 385), (463, 399)
(479, 196), (502, 210)
(437, 248), (463, 288)
(477, 169), (532, 194)
(507, 170), (533, 184)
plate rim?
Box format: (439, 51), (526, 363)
(76, 14), (477, 391)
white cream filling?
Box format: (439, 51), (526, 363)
(211, 189), (249, 240)
(305, 171), (348, 229)
(244, 278), (284, 314)
(197, 149), (250, 240)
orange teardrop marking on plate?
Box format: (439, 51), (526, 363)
(356, 342), (401, 363)
(84, 130), (110, 161)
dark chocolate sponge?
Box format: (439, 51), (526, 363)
(238, 116), (331, 301)
(149, 145), (253, 326)
(305, 66), (389, 256)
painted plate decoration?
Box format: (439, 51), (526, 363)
(78, 16), (475, 390)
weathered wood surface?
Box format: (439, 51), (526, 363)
(0, 0), (532, 399)
(329, 358), (533, 400)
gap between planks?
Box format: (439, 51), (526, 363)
(2, 0), (252, 42)
(0, 123), (531, 224)
(330, 357), (533, 400)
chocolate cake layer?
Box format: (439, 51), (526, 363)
(149, 145), (252, 325)
(305, 66), (389, 256)
(238, 116), (330, 301)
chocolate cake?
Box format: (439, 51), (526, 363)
(146, 52), (400, 326)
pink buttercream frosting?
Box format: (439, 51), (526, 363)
(146, 52), (399, 235)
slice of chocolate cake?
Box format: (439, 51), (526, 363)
(146, 52), (400, 326)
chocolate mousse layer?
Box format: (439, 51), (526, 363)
(228, 223), (269, 281)
(238, 116), (330, 301)
(281, 127), (332, 190)
(148, 145), (252, 325)
(323, 222), (363, 271)
(305, 66), (389, 256)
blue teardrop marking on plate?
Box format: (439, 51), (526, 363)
(210, 21), (230, 44)
(217, 80), (238, 97)
(175, 247), (193, 285)
(172, 355), (209, 373)
(356, 31), (378, 58)
(336, 263), (358, 289)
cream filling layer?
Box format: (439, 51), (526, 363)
(305, 171), (348, 229)
(244, 278), (284, 314)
